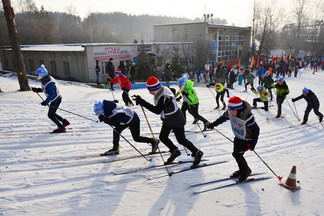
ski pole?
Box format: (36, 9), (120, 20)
(292, 101), (300, 121)
(251, 150), (283, 181)
(105, 123), (152, 162)
(135, 98), (172, 176)
(206, 85), (216, 97)
(285, 98), (300, 121)
(213, 127), (283, 181)
(35, 92), (98, 122)
(196, 122), (207, 138)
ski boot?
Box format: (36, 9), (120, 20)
(237, 167), (252, 182)
(164, 149), (181, 165)
(230, 170), (241, 178)
(191, 150), (204, 168)
(100, 148), (119, 156)
(151, 139), (159, 153)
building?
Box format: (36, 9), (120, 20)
(0, 42), (192, 83)
(154, 22), (251, 65)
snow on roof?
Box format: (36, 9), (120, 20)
(20, 44), (85, 52)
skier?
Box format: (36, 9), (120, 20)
(261, 71), (274, 101)
(251, 86), (269, 111)
(292, 88), (323, 125)
(206, 96), (260, 182)
(244, 72), (255, 92)
(94, 100), (159, 155)
(176, 77), (209, 130)
(132, 76), (204, 167)
(213, 83), (230, 110)
(272, 76), (289, 118)
(109, 69), (134, 107)
(31, 64), (70, 133)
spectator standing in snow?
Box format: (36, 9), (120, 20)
(207, 96), (260, 182)
(94, 60), (100, 85)
(118, 60), (126, 76)
(31, 64), (70, 133)
(129, 62), (136, 84)
(94, 100), (159, 156)
(292, 88), (323, 125)
(106, 58), (115, 90)
(132, 76), (204, 167)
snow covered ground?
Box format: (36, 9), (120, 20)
(1, 68), (324, 216)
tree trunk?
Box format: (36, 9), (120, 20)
(2, 0), (30, 91)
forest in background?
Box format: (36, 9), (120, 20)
(0, 1), (227, 46)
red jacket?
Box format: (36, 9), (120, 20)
(110, 74), (131, 90)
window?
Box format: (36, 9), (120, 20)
(63, 62), (70, 75)
(51, 61), (57, 74)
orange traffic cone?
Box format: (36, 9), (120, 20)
(279, 166), (301, 191)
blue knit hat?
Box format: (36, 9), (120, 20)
(265, 71), (270, 76)
(35, 64), (48, 80)
(279, 76), (285, 82)
(178, 77), (187, 87)
(94, 101), (104, 115)
(257, 85), (263, 91)
(302, 87), (309, 94)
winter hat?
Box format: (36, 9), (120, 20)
(279, 76), (285, 82)
(94, 101), (104, 115)
(257, 85), (263, 91)
(115, 69), (122, 77)
(302, 87), (309, 94)
(178, 77), (187, 87)
(215, 83), (221, 90)
(35, 64), (48, 80)
(146, 76), (161, 91)
(228, 96), (243, 110)
(265, 71), (270, 76)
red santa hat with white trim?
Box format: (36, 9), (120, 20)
(228, 96), (243, 110)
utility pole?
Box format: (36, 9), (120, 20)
(2, 0), (30, 91)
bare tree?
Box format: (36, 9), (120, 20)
(2, 0), (30, 91)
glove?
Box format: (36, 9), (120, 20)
(250, 87), (255, 91)
(207, 123), (214, 129)
(132, 95), (143, 105)
(292, 98), (296, 102)
(31, 87), (42, 92)
(182, 91), (189, 97)
(247, 143), (255, 151)
(98, 114), (106, 122)
(40, 101), (47, 106)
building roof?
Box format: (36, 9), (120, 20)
(154, 21), (251, 30)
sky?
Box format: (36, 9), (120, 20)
(26, 0), (256, 26)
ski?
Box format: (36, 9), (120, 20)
(193, 177), (272, 194)
(146, 160), (228, 180)
(112, 159), (209, 175)
(48, 151), (168, 162)
(189, 172), (267, 188)
(266, 114), (285, 121)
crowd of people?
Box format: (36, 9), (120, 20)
(31, 55), (323, 182)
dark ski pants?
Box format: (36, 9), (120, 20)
(253, 98), (268, 111)
(276, 96), (285, 117)
(121, 89), (133, 106)
(112, 115), (154, 150)
(232, 137), (250, 172)
(303, 104), (323, 123)
(245, 83), (254, 91)
(216, 91), (226, 107)
(181, 102), (208, 124)
(159, 124), (198, 154)
(48, 97), (64, 128)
